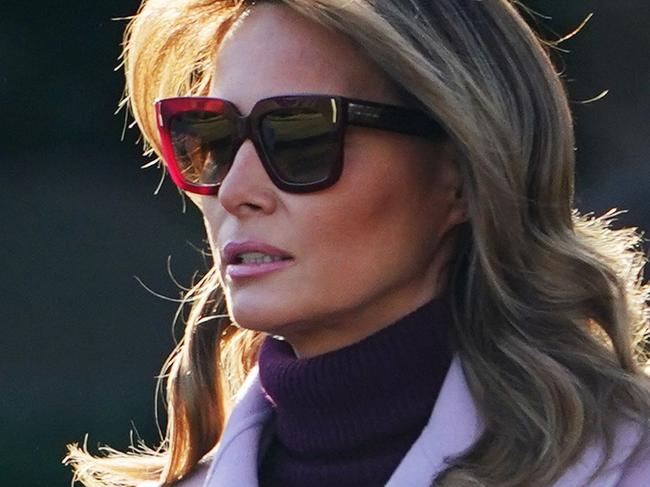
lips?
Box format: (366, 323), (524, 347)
(222, 241), (294, 265)
(221, 241), (295, 279)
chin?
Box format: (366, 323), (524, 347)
(226, 294), (303, 335)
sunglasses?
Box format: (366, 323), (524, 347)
(155, 94), (445, 194)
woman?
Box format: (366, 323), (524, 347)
(65, 0), (650, 486)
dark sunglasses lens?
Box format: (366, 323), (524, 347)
(168, 111), (233, 186)
(260, 109), (339, 184)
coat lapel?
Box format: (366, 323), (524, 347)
(202, 365), (269, 487)
(387, 355), (483, 485)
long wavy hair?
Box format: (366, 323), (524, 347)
(65, 1), (650, 486)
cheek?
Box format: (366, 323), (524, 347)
(297, 170), (438, 284)
(320, 141), (454, 265)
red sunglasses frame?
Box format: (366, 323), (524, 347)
(155, 94), (445, 195)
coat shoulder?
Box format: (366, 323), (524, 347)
(617, 435), (650, 486)
(171, 457), (213, 487)
(136, 455), (214, 487)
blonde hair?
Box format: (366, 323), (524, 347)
(65, 1), (650, 486)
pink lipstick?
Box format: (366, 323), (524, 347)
(222, 241), (294, 279)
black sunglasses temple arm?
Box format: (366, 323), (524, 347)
(346, 100), (445, 138)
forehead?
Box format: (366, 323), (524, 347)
(210, 3), (401, 113)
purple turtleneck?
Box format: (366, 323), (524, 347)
(257, 299), (453, 486)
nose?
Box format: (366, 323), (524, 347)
(216, 139), (278, 217)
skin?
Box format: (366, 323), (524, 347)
(192, 4), (467, 358)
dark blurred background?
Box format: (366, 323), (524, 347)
(1, 1), (648, 486)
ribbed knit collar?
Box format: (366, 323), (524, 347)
(257, 299), (453, 459)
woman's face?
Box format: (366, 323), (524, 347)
(195, 4), (466, 358)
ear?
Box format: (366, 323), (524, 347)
(448, 179), (468, 227)
(438, 141), (468, 227)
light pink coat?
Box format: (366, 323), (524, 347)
(154, 357), (650, 487)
